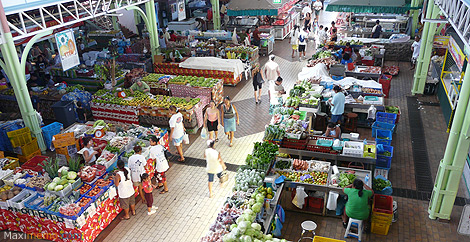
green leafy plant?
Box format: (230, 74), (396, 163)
(40, 157), (60, 179)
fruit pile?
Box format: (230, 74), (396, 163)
(277, 171), (329, 185)
(142, 73), (165, 83)
(169, 75), (219, 88)
(256, 186), (275, 199)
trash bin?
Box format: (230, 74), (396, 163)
(51, 101), (76, 128)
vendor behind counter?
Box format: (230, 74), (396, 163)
(130, 78), (150, 95)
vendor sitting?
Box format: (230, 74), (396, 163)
(325, 122), (341, 139)
(342, 179), (374, 229)
(340, 52), (353, 65)
(343, 42), (352, 55)
(130, 78), (150, 95)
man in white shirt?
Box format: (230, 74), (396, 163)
(302, 3), (312, 19)
(263, 55), (281, 82)
(316, 25), (327, 49)
(313, 0), (322, 22)
(128, 146), (147, 202)
(298, 28), (308, 60)
(411, 35), (421, 70)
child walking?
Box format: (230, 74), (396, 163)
(141, 173), (158, 215)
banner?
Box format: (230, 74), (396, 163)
(177, 0), (186, 21)
(433, 36), (449, 48)
(448, 36), (465, 71)
(55, 29), (80, 71)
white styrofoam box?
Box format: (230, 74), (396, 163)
(82, 53), (90, 61)
(343, 141), (364, 157)
(98, 52), (108, 58)
(374, 169), (389, 179)
(8, 189), (36, 209)
(88, 51), (100, 60)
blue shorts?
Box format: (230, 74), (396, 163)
(208, 172), (222, 182)
(331, 114), (343, 123)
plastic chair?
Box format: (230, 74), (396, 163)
(344, 218), (363, 241)
(343, 113), (358, 132)
(297, 220), (317, 242)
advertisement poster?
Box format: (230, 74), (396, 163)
(433, 36), (450, 48)
(55, 29), (80, 71)
(178, 0), (186, 21)
(449, 36), (465, 71)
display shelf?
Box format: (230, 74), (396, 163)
(278, 147), (376, 167)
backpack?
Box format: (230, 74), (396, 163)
(298, 34), (305, 43)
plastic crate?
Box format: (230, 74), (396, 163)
(331, 75), (344, 81)
(22, 155), (48, 173)
(13, 137), (39, 157)
(375, 129), (392, 140)
(84, 186), (104, 202)
(376, 112), (397, 124)
(372, 122), (395, 135)
(385, 106), (401, 123)
(8, 189), (35, 209)
(373, 194), (393, 214)
(42, 122), (63, 149)
(7, 127), (32, 148)
(307, 197), (324, 213)
(316, 139), (333, 147)
(362, 59), (375, 66)
(281, 138), (308, 150)
(342, 141), (364, 157)
(24, 193), (44, 210)
(313, 236), (346, 242)
(18, 149), (41, 164)
(372, 210), (393, 223)
(376, 156), (392, 169)
(377, 145), (393, 157)
(52, 132), (76, 148)
(2, 157), (19, 170)
(371, 220), (391, 235)
(376, 138), (391, 146)
(51, 101), (76, 128)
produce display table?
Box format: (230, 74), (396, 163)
(91, 103), (139, 125)
(61, 76), (126, 93)
(0, 186), (120, 242)
(155, 59), (244, 86)
(168, 79), (224, 106)
(139, 103), (204, 129)
(0, 93), (64, 120)
(345, 66), (382, 81)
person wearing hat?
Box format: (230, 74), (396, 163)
(130, 78), (150, 95)
(204, 139), (227, 198)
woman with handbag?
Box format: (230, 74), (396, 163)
(168, 105), (186, 162)
(204, 139), (227, 198)
(252, 65), (264, 104)
(149, 136), (170, 194)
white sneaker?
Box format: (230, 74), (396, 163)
(148, 210), (157, 215)
(152, 206), (159, 211)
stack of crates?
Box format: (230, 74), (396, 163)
(0, 120), (24, 152)
(41, 122), (63, 150)
(376, 145), (394, 169)
(7, 127), (41, 164)
(374, 112), (396, 170)
(371, 194), (393, 235)
(52, 132), (78, 164)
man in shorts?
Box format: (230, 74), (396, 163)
(298, 28), (308, 60)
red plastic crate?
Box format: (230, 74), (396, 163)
(308, 197), (324, 209)
(21, 155), (48, 172)
(362, 59), (375, 66)
(373, 194), (393, 214)
(281, 138), (307, 150)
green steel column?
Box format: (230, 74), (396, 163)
(412, 0), (435, 94)
(211, 0), (221, 30)
(112, 16), (120, 31)
(429, 64), (470, 219)
(0, 32), (46, 151)
(145, 0), (160, 58)
(415, 4), (440, 94)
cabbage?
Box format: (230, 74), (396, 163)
(58, 178), (68, 185)
(245, 228), (255, 236)
(240, 235), (252, 242)
(245, 209), (254, 216)
(61, 169), (68, 177)
(254, 239), (262, 242)
(263, 234), (273, 240)
(53, 177), (60, 183)
(223, 233), (237, 242)
(68, 180), (75, 183)
(252, 203), (262, 213)
(232, 227), (240, 236)
(230, 224), (238, 231)
(67, 171), (77, 180)
(272, 239), (280, 242)
(54, 185), (63, 191)
(48, 182), (57, 191)
(251, 223), (262, 231)
(238, 221), (250, 233)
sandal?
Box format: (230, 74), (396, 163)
(215, 138), (219, 142)
(160, 190), (169, 194)
(229, 143), (233, 147)
(178, 158), (185, 162)
(156, 185), (164, 189)
(121, 216), (130, 220)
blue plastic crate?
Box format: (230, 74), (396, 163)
(332, 75), (344, 81)
(377, 145), (394, 157)
(376, 112), (397, 124)
(0, 121), (24, 152)
(372, 122), (395, 136)
(376, 156), (392, 169)
(376, 138), (392, 146)
(375, 129), (392, 140)
(41, 122), (63, 150)
(24, 193), (44, 210)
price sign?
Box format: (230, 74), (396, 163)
(273, 0), (281, 3)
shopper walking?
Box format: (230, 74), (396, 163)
(204, 139), (227, 198)
(204, 100), (221, 140)
(252, 65), (264, 104)
(168, 105), (186, 162)
(304, 12), (312, 32)
(220, 96), (239, 147)
(290, 25), (300, 58)
(411, 35), (421, 70)
(371, 20), (382, 38)
(313, 0), (323, 23)
(128, 145), (147, 203)
(298, 28), (308, 60)
(269, 76), (286, 115)
(141, 173), (158, 215)
(316, 25), (327, 49)
(263, 55), (280, 82)
(149, 136), (170, 194)
(328, 85), (346, 124)
(115, 160), (136, 220)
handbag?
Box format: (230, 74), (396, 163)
(219, 171), (229, 183)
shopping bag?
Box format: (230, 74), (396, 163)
(201, 128), (208, 139)
(183, 133), (190, 144)
(292, 186), (308, 209)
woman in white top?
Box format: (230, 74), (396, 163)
(169, 105), (186, 162)
(114, 160), (135, 220)
(204, 139), (227, 198)
(149, 136), (170, 194)
(290, 25), (300, 58)
(82, 137), (99, 165)
(128, 145), (147, 202)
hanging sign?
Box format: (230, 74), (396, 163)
(55, 29), (80, 71)
(433, 36), (449, 48)
(448, 36), (465, 71)
(177, 0), (186, 21)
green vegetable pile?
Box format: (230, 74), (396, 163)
(264, 125), (285, 141)
(386, 106), (400, 114)
(105, 145), (121, 153)
(66, 84), (85, 92)
(381, 151), (392, 157)
(289, 85), (306, 97)
(245, 142), (279, 171)
(275, 159), (291, 170)
(312, 50), (332, 60)
(285, 97), (301, 108)
(377, 136), (390, 140)
(338, 172), (357, 187)
(373, 178), (391, 191)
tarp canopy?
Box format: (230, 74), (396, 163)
(227, 0), (289, 16)
(325, 0), (420, 14)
